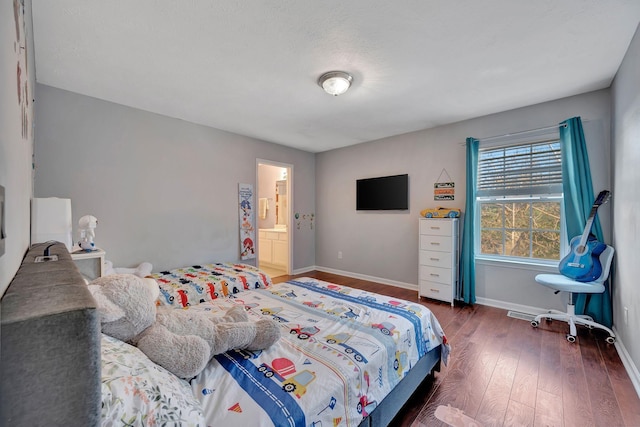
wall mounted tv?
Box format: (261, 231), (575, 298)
(356, 174), (409, 211)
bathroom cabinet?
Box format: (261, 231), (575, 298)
(259, 229), (288, 269)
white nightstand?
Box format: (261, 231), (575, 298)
(70, 247), (105, 281)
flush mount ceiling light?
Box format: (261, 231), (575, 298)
(318, 71), (353, 96)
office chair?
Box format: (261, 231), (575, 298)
(531, 245), (616, 344)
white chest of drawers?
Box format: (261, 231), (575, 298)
(418, 218), (459, 306)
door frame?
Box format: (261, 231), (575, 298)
(256, 158), (293, 275)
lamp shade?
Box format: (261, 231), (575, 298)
(31, 197), (73, 251)
(318, 71), (353, 96)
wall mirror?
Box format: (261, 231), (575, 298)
(275, 180), (287, 227)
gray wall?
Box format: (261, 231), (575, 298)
(611, 23), (640, 383)
(34, 85), (315, 272)
(0, 0), (35, 294)
(316, 89), (612, 313)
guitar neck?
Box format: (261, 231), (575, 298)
(578, 211), (596, 247)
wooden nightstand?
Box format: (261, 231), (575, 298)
(70, 247), (105, 281)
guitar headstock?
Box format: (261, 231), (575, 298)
(594, 190), (611, 206)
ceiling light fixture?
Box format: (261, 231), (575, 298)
(318, 71), (353, 96)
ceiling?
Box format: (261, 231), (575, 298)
(31, 1), (640, 153)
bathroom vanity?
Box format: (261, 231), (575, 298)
(258, 227), (288, 270)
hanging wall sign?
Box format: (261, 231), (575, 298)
(238, 183), (256, 260)
(434, 169), (455, 200)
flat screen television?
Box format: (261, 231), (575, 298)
(356, 174), (409, 210)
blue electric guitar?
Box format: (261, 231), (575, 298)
(559, 190), (611, 282)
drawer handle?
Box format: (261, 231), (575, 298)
(430, 288), (440, 293)
(430, 242), (440, 246)
(430, 273), (440, 277)
(430, 227), (440, 230)
(430, 257), (440, 261)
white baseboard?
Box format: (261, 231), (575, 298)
(612, 326), (640, 399)
(474, 296), (549, 316)
(291, 265), (317, 275)
(296, 265), (418, 291)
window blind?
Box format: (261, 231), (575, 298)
(477, 139), (562, 197)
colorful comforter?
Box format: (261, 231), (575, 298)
(186, 277), (448, 427)
(102, 264), (448, 427)
(149, 262), (272, 307)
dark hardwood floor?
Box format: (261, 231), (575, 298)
(273, 271), (640, 427)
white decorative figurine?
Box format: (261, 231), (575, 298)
(78, 215), (98, 252)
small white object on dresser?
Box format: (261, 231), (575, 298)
(418, 218), (459, 306)
(70, 247), (106, 281)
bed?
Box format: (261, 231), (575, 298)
(1, 243), (449, 427)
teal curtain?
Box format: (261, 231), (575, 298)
(560, 117), (612, 327)
(460, 137), (478, 304)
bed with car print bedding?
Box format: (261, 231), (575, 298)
(1, 244), (448, 427)
(131, 264), (448, 427)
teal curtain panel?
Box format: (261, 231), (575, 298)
(460, 137), (479, 304)
(560, 116), (612, 327)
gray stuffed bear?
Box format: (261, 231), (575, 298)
(88, 274), (281, 379)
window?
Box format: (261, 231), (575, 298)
(476, 137), (563, 263)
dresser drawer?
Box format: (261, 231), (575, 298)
(419, 250), (452, 269)
(419, 220), (453, 237)
(419, 265), (452, 285)
(419, 280), (453, 303)
(419, 234), (452, 252)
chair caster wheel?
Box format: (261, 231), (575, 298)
(586, 324), (594, 329)
(566, 334), (576, 343)
(606, 336), (616, 344)
(545, 317), (552, 322)
(530, 320), (539, 328)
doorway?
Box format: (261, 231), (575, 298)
(256, 160), (293, 278)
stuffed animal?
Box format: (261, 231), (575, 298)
(103, 260), (153, 278)
(88, 274), (281, 379)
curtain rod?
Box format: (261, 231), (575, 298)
(477, 123), (567, 144)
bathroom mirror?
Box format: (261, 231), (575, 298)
(275, 180), (287, 227)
